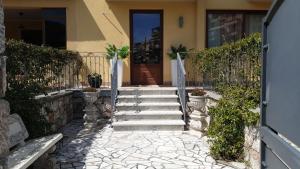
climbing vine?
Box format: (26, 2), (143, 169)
(5, 39), (83, 138)
(191, 34), (262, 161)
(197, 33), (261, 88)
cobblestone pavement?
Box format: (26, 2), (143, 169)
(55, 120), (234, 169)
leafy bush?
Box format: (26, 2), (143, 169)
(208, 99), (245, 161)
(197, 33), (261, 88)
(207, 86), (260, 161)
(5, 39), (82, 138)
(201, 34), (261, 161)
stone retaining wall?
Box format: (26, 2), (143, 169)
(190, 90), (260, 169)
(0, 2), (9, 169)
(95, 89), (112, 119)
(36, 89), (112, 132)
(244, 126), (260, 169)
(72, 90), (86, 119)
(37, 91), (75, 132)
(0, 100), (9, 168)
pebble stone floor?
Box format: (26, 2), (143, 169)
(55, 120), (234, 169)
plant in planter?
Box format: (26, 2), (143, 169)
(105, 44), (118, 60)
(168, 44), (188, 86)
(87, 73), (102, 88)
(106, 44), (118, 75)
(117, 46), (129, 87)
(188, 89), (208, 135)
(106, 44), (129, 87)
(83, 87), (97, 92)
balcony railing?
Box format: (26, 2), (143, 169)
(44, 52), (111, 94)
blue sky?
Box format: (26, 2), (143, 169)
(133, 13), (160, 43)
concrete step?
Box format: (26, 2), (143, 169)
(116, 102), (181, 111)
(113, 120), (185, 131)
(119, 88), (177, 95)
(115, 111), (183, 120)
(118, 95), (178, 103)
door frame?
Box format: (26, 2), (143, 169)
(129, 9), (164, 85)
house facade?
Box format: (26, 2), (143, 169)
(3, 0), (271, 86)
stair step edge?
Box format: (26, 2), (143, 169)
(116, 103), (181, 106)
(113, 120), (185, 126)
(115, 111), (183, 115)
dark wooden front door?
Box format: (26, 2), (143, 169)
(130, 10), (163, 85)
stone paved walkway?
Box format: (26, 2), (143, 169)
(55, 120), (234, 169)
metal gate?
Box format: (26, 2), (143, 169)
(261, 0), (300, 168)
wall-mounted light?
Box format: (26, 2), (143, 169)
(179, 16), (184, 28)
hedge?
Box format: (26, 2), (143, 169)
(198, 33), (261, 89)
(4, 39), (82, 138)
(195, 34), (262, 161)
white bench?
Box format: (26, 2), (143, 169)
(2, 114), (62, 169)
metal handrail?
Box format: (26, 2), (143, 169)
(177, 53), (187, 124)
(111, 53), (118, 121)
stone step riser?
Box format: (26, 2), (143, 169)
(113, 125), (184, 131)
(115, 114), (182, 121)
(114, 88), (184, 131)
(118, 98), (178, 103)
(116, 106), (180, 111)
(119, 90), (177, 96)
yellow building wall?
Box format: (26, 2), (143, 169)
(3, 0), (271, 85)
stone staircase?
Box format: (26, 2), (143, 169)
(112, 87), (185, 131)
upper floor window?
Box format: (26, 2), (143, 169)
(207, 11), (266, 48)
(5, 8), (66, 49)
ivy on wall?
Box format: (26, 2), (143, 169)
(198, 33), (261, 88)
(192, 34), (262, 161)
(4, 39), (83, 138)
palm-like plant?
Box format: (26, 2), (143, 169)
(118, 46), (130, 59)
(168, 44), (188, 60)
(105, 44), (118, 60)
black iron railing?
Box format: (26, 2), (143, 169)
(42, 52), (111, 94)
(177, 53), (187, 124)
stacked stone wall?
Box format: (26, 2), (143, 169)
(0, 3), (9, 168)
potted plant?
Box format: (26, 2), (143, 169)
(189, 89), (207, 109)
(105, 44), (118, 67)
(87, 73), (102, 88)
(188, 89), (208, 133)
(117, 46), (129, 87)
(168, 44), (188, 86)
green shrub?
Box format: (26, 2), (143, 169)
(208, 99), (245, 161)
(208, 85), (260, 161)
(201, 34), (261, 161)
(4, 39), (82, 138)
(197, 33), (261, 88)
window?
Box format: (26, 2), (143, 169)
(207, 11), (266, 48)
(5, 8), (66, 49)
(43, 9), (66, 49)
